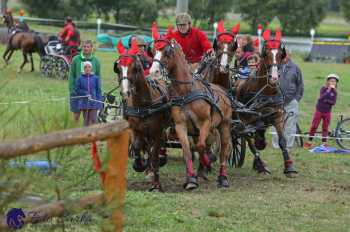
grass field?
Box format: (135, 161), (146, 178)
(0, 29), (350, 232)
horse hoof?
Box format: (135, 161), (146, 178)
(284, 160), (298, 178)
(149, 184), (163, 192)
(159, 155), (168, 167)
(132, 158), (147, 172)
(17, 69), (22, 73)
(183, 176), (198, 191)
(253, 157), (271, 174)
(197, 165), (209, 181)
(207, 152), (217, 163)
(217, 175), (229, 188)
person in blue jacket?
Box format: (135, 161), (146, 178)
(75, 61), (103, 126)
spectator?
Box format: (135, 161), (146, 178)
(58, 16), (80, 56)
(75, 61), (103, 126)
(234, 47), (249, 79)
(241, 35), (254, 53)
(304, 74), (339, 148)
(247, 53), (260, 77)
(272, 50), (304, 150)
(165, 13), (213, 72)
(69, 40), (101, 123)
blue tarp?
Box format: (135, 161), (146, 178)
(96, 33), (153, 51)
(309, 145), (350, 154)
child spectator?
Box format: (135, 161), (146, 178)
(304, 74), (339, 148)
(75, 61), (103, 126)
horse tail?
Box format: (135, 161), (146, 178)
(34, 34), (46, 58)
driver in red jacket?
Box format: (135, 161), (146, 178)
(59, 16), (80, 56)
(166, 13), (213, 73)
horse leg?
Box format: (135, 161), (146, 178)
(149, 137), (162, 192)
(217, 122), (231, 188)
(196, 119), (213, 180)
(6, 50), (14, 64)
(3, 47), (11, 65)
(247, 137), (271, 174)
(30, 53), (34, 72)
(274, 120), (298, 177)
(18, 52), (28, 73)
(175, 123), (198, 190)
(132, 137), (147, 173)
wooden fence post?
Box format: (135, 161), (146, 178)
(103, 130), (129, 231)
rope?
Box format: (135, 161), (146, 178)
(269, 131), (350, 140)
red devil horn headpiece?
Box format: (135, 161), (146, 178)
(231, 22), (240, 35)
(117, 40), (126, 55)
(262, 29), (271, 41)
(129, 38), (139, 55)
(217, 20), (225, 34)
(275, 27), (281, 42)
(151, 22), (160, 40)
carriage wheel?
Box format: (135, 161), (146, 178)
(335, 118), (350, 150)
(40, 55), (54, 78)
(53, 57), (69, 80)
(295, 123), (304, 148)
(229, 134), (246, 167)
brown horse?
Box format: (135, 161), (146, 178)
(114, 39), (170, 191)
(234, 29), (298, 177)
(201, 21), (239, 90)
(150, 24), (233, 190)
(2, 11), (46, 72)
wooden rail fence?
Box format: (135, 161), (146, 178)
(0, 120), (129, 232)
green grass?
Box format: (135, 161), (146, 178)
(1, 27), (350, 231)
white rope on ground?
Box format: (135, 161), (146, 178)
(269, 132), (350, 140)
(0, 96), (121, 107)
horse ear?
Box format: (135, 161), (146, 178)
(281, 45), (287, 60)
(129, 38), (138, 55)
(217, 20), (225, 33)
(117, 40), (126, 55)
(151, 22), (160, 40)
(262, 29), (271, 41)
(231, 22), (240, 35)
(275, 28), (282, 42)
(213, 38), (218, 51)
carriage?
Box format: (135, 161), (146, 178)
(40, 38), (78, 80)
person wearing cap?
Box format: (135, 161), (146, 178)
(69, 40), (101, 122)
(75, 61), (103, 126)
(272, 50), (304, 151)
(304, 74), (339, 148)
(15, 9), (30, 32)
(165, 13), (213, 72)
(59, 16), (81, 55)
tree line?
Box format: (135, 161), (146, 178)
(18, 0), (350, 34)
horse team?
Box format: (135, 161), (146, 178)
(114, 22), (298, 192)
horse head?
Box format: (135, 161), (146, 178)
(261, 28), (286, 85)
(114, 39), (144, 98)
(213, 21), (239, 74)
(3, 10), (14, 29)
(149, 22), (182, 81)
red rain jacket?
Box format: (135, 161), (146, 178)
(166, 27), (212, 63)
(59, 22), (80, 47)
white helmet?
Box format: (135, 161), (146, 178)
(326, 73), (340, 82)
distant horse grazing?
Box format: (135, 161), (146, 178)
(150, 23), (233, 190)
(234, 28), (298, 177)
(2, 11), (46, 72)
(201, 21), (239, 90)
(114, 39), (170, 191)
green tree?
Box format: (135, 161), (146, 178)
(189, 0), (234, 28)
(340, 0), (350, 22)
(20, 0), (94, 20)
(237, 0), (327, 34)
